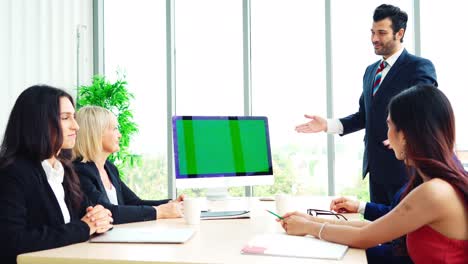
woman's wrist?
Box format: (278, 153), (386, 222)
(318, 222), (329, 240)
(308, 221), (321, 237)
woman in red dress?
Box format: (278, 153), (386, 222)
(280, 84), (468, 263)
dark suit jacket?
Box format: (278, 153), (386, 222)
(0, 157), (90, 264)
(364, 185), (413, 263)
(364, 185), (405, 221)
(340, 49), (437, 187)
(74, 160), (171, 224)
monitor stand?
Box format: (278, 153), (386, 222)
(206, 187), (232, 201)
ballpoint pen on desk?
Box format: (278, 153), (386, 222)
(266, 209), (284, 220)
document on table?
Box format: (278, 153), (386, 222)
(241, 233), (348, 260)
(201, 210), (250, 220)
(90, 227), (196, 244)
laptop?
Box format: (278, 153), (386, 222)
(90, 227), (196, 244)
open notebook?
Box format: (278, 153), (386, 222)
(241, 233), (348, 260)
(90, 227), (195, 244)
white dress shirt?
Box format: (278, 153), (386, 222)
(105, 184), (119, 205)
(41, 160), (71, 224)
(358, 201), (367, 214)
(326, 47), (405, 134)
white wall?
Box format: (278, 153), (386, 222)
(0, 0), (93, 138)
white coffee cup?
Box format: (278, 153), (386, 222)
(184, 198), (201, 225)
(275, 194), (291, 216)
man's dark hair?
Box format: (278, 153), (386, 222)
(373, 4), (408, 43)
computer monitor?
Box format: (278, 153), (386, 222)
(172, 116), (274, 199)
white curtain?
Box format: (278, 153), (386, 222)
(0, 0), (93, 137)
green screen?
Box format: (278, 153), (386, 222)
(174, 118), (272, 177)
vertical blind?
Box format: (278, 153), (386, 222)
(0, 0), (93, 137)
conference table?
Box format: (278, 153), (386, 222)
(18, 196), (366, 264)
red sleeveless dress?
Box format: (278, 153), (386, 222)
(407, 225), (468, 263)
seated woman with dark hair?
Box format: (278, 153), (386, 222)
(279, 84), (468, 263)
(0, 85), (113, 264)
(73, 106), (183, 224)
(330, 153), (466, 264)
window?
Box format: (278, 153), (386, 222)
(104, 0), (168, 199)
(420, 0), (468, 165)
(251, 0), (327, 196)
(175, 0), (243, 116)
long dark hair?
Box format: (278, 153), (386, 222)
(388, 84), (468, 204)
(0, 85), (83, 210)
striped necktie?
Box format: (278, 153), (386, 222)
(372, 60), (387, 96)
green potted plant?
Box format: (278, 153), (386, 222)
(77, 75), (139, 180)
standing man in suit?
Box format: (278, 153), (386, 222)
(295, 4), (437, 205)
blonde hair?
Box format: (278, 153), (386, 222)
(73, 106), (114, 162)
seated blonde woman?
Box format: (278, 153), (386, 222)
(73, 106), (183, 224)
(280, 85), (468, 263)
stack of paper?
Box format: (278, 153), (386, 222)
(201, 210), (250, 220)
(241, 233), (348, 260)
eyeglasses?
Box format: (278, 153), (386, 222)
(307, 209), (348, 221)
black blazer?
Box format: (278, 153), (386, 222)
(364, 185), (413, 263)
(0, 157), (90, 264)
(74, 160), (171, 224)
(340, 49), (437, 186)
(364, 185), (405, 221)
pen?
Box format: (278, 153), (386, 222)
(266, 209), (284, 220)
